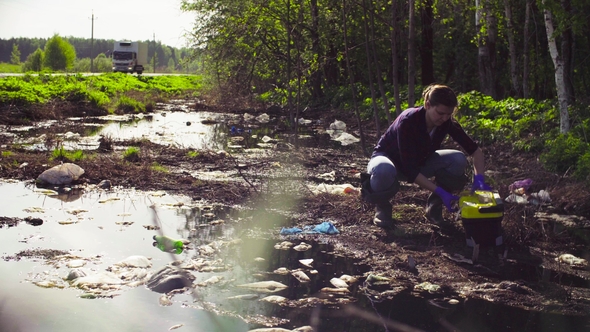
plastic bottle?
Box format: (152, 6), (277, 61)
(153, 235), (184, 254)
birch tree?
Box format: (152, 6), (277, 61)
(543, 4), (570, 133)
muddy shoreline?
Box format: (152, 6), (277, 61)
(1, 100), (590, 328)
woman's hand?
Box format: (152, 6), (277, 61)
(434, 187), (459, 212)
(471, 174), (492, 192)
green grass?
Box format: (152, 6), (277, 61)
(0, 63), (21, 73)
(150, 162), (169, 173)
(123, 147), (140, 162)
(50, 147), (84, 162)
(186, 150), (199, 158)
(0, 72), (203, 112)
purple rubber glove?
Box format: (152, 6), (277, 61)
(471, 174), (492, 192)
(434, 187), (459, 212)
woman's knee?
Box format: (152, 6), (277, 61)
(370, 163), (397, 192)
(447, 152), (468, 175)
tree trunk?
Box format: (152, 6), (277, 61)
(362, 0), (381, 136)
(475, 0), (496, 98)
(342, 0), (368, 156)
(503, 0), (520, 97)
(391, 0), (402, 116)
(420, 0), (434, 86)
(522, 0), (530, 98)
(286, 0), (294, 125)
(543, 7), (570, 134)
(368, 0), (392, 123)
(309, 0), (323, 100)
(560, 0), (575, 104)
(408, 0), (416, 107)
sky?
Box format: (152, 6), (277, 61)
(0, 0), (197, 48)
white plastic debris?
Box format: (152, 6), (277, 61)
(329, 120), (347, 131)
(308, 183), (358, 195)
(333, 132), (360, 146)
(255, 113), (270, 123)
(555, 254), (587, 267)
(317, 171), (336, 182)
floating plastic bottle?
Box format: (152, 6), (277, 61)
(152, 235), (184, 254)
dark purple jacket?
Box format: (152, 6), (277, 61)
(372, 106), (478, 183)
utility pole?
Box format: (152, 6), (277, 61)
(153, 32), (156, 73)
(89, 10), (97, 73)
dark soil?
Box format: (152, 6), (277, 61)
(1, 100), (590, 321)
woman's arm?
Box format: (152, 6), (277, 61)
(471, 147), (486, 175)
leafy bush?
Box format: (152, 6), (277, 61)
(539, 134), (588, 174)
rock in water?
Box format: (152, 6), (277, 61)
(146, 266), (195, 293)
(37, 163), (85, 185)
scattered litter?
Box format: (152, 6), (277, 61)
(292, 270), (310, 283)
(99, 197), (121, 203)
(321, 287), (350, 294)
(329, 120), (347, 131)
(509, 178), (533, 193)
(299, 259), (313, 268)
(330, 277), (348, 289)
(280, 221), (340, 235)
(442, 252), (473, 265)
(260, 295), (288, 304)
(308, 183), (358, 195)
(505, 189), (551, 205)
(365, 274), (390, 285)
(273, 241), (293, 250)
(414, 282), (441, 294)
(333, 132), (360, 146)
(555, 254), (587, 267)
(237, 281), (288, 293)
(23, 207), (45, 213)
(293, 242), (312, 251)
(317, 171), (336, 182)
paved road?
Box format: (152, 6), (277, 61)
(0, 73), (193, 78)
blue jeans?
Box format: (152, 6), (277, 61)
(366, 150), (468, 193)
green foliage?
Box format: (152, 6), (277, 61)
(186, 150), (199, 158)
(43, 35), (76, 71)
(574, 152), (590, 182)
(0, 63), (22, 73)
(115, 95), (146, 113)
(123, 147), (140, 162)
(1, 151), (13, 157)
(539, 134), (588, 174)
(51, 147), (85, 162)
(150, 162), (169, 173)
(456, 91), (556, 144)
(10, 44), (21, 65)
(0, 73), (202, 111)
(22, 48), (44, 72)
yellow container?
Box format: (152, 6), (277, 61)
(459, 190), (504, 247)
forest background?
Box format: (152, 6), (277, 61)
(2, 0), (590, 183)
